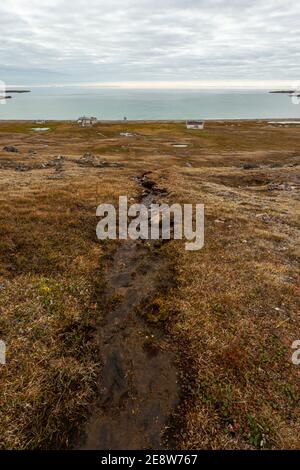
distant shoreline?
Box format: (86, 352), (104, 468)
(6, 90), (31, 93)
(269, 90), (294, 94)
(1, 90), (299, 121)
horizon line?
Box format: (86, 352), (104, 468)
(4, 79), (299, 90)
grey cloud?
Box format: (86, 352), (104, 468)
(0, 0), (299, 85)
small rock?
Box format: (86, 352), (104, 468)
(214, 219), (225, 224)
(270, 163), (282, 168)
(3, 145), (18, 153)
(242, 163), (259, 170)
(80, 153), (95, 164)
(267, 182), (290, 191)
(256, 213), (271, 223)
(15, 164), (29, 172)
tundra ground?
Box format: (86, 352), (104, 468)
(0, 120), (299, 449)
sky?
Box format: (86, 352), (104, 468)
(0, 0), (300, 88)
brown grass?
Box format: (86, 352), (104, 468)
(159, 161), (300, 449)
(0, 120), (299, 449)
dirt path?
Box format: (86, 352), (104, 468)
(79, 173), (179, 450)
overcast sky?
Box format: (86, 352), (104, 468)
(0, 0), (299, 87)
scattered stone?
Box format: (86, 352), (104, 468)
(270, 163), (282, 168)
(37, 156), (65, 170)
(76, 153), (123, 168)
(15, 164), (30, 172)
(214, 219), (225, 224)
(3, 145), (18, 153)
(242, 163), (259, 170)
(256, 213), (271, 223)
(79, 153), (95, 165)
(267, 182), (291, 191)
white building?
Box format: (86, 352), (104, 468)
(268, 121), (300, 126)
(77, 116), (98, 127)
(186, 120), (205, 130)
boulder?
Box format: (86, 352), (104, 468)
(242, 163), (259, 170)
(3, 145), (18, 153)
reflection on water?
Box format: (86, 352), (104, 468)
(1, 87), (300, 120)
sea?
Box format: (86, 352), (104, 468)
(1, 87), (300, 120)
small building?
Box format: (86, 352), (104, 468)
(77, 116), (98, 127)
(186, 120), (205, 130)
(268, 121), (300, 126)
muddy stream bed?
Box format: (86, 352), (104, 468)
(79, 173), (179, 450)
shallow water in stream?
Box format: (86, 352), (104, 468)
(79, 175), (179, 450)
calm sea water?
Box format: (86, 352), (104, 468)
(1, 87), (300, 120)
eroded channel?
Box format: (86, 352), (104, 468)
(79, 173), (179, 450)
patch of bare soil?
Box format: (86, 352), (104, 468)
(203, 167), (300, 192)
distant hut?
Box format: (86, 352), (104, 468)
(186, 120), (205, 130)
(77, 116), (98, 127)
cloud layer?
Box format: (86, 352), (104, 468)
(1, 0), (300, 86)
